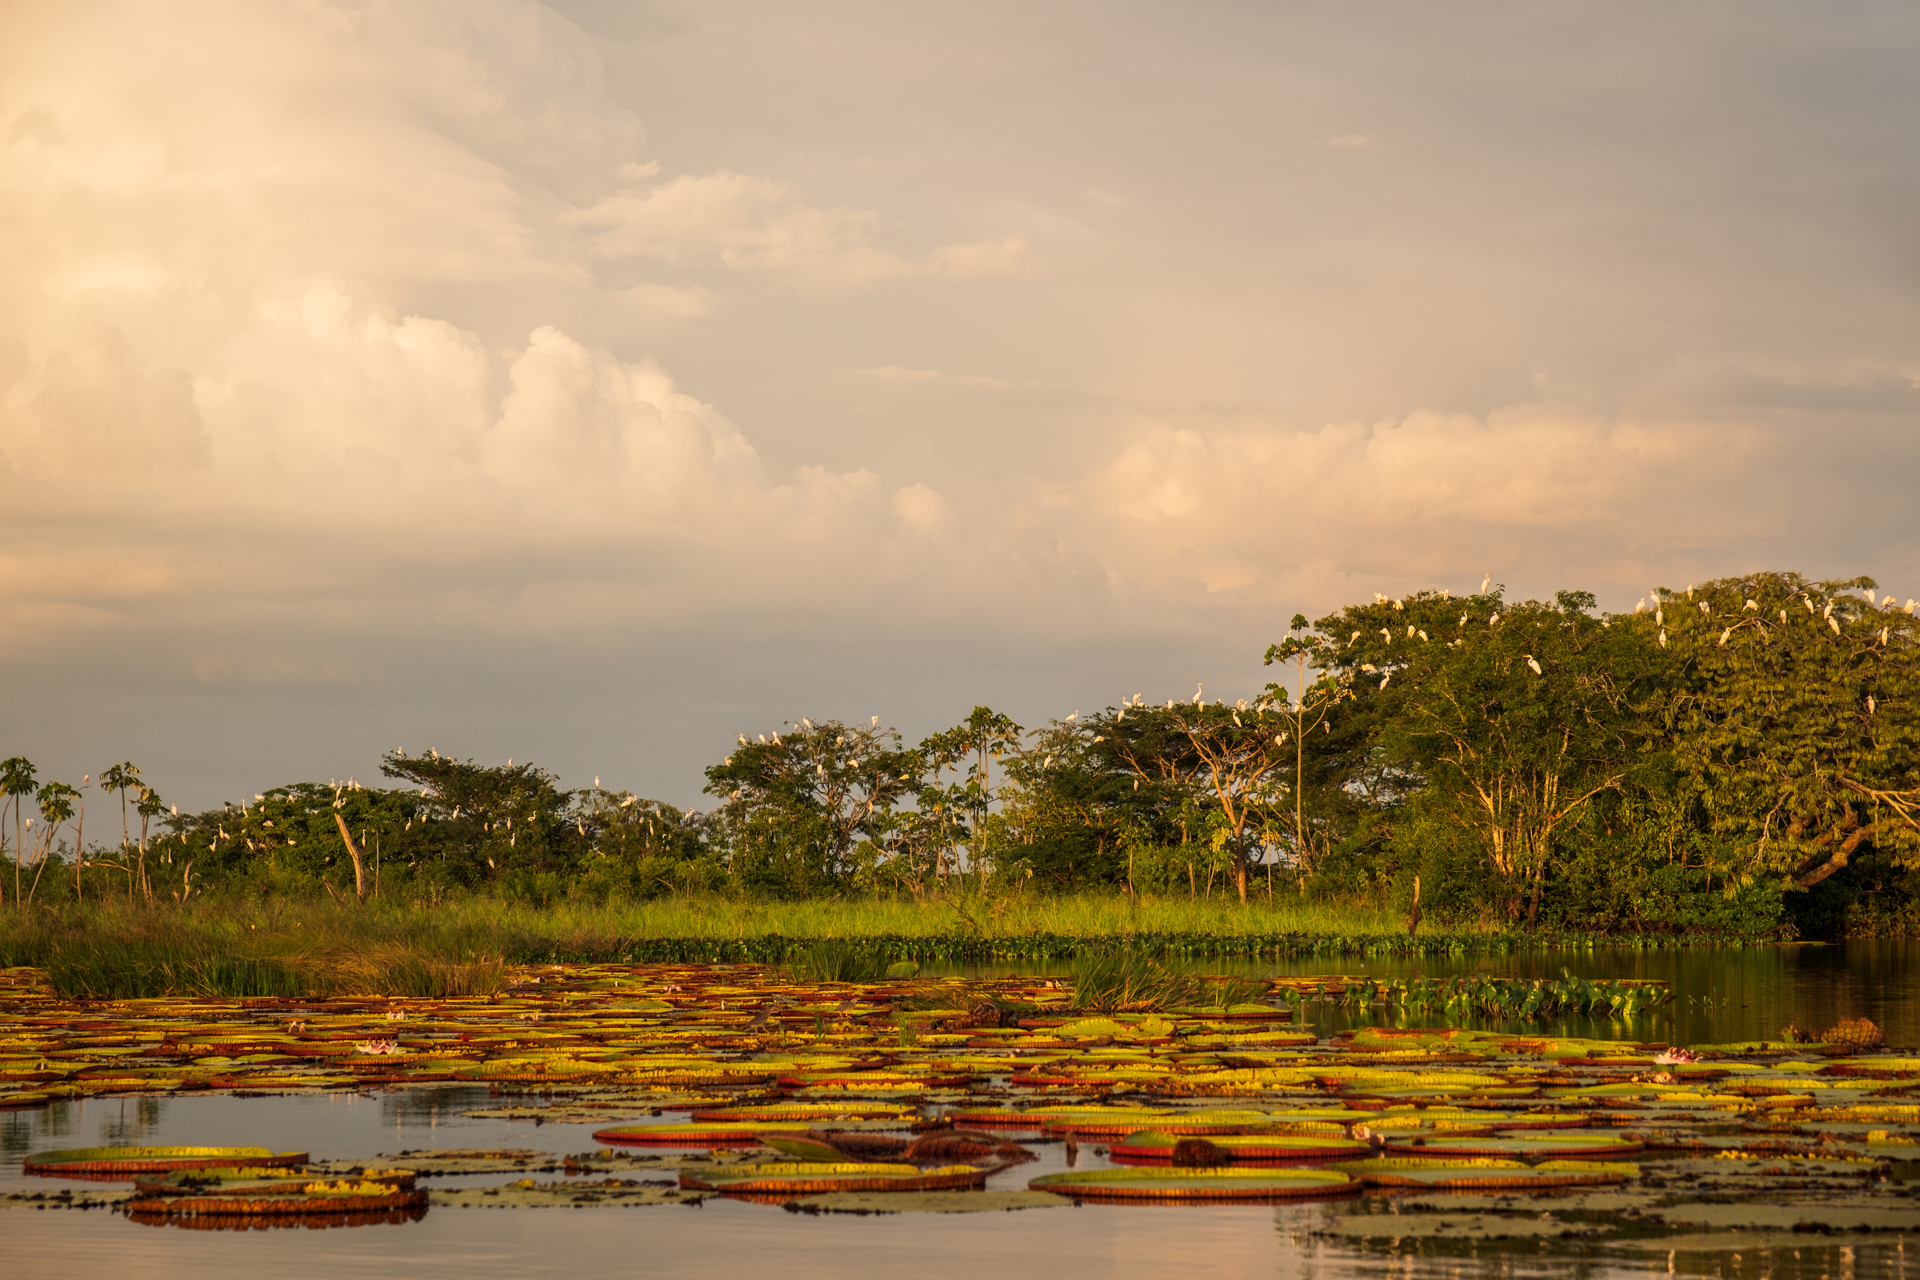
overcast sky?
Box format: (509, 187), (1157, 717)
(3, 0), (1916, 810)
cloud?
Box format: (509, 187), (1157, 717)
(567, 171), (1032, 289)
(1077, 405), (1770, 603)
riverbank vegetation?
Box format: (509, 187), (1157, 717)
(4, 570), (1918, 943)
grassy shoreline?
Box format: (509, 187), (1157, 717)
(0, 893), (1767, 999)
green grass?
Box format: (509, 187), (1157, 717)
(0, 890), (1544, 999)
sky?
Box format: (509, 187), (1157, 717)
(2, 0), (1917, 811)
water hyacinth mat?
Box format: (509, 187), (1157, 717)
(2, 961), (1919, 1244)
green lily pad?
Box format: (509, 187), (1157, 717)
(1330, 1158), (1637, 1189)
(1028, 1166), (1358, 1201)
(681, 1161), (991, 1195)
(24, 1146), (308, 1178)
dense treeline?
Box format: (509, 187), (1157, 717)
(4, 571), (1917, 937)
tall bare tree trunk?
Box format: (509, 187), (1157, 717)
(334, 813), (369, 902)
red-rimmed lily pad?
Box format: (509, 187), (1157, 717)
(1041, 1109), (1277, 1137)
(24, 1146), (309, 1180)
(127, 1176), (428, 1217)
(943, 1106), (1173, 1129)
(1329, 1158), (1637, 1189)
(593, 1122), (826, 1146)
(680, 1161), (991, 1196)
(1109, 1129), (1371, 1163)
(1027, 1166), (1358, 1202)
(1381, 1133), (1645, 1160)
(689, 1102), (914, 1122)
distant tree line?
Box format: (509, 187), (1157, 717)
(4, 571), (1917, 936)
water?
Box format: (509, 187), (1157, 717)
(944, 938), (1920, 1048)
(5, 944), (1917, 1279)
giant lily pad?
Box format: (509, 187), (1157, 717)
(1028, 1166), (1357, 1202)
(1382, 1133), (1645, 1160)
(680, 1161), (991, 1195)
(24, 1146), (308, 1179)
(1111, 1129), (1370, 1163)
(1330, 1158), (1636, 1189)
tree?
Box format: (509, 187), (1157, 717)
(1311, 587), (1660, 923)
(380, 751), (580, 887)
(914, 706), (1023, 883)
(705, 719), (920, 896)
(1646, 572), (1920, 893)
(1, 756), (35, 908)
(29, 781), (80, 905)
(1097, 692), (1294, 902)
(98, 762), (144, 903)
(1263, 614), (1355, 885)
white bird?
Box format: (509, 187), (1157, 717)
(1406, 625), (1415, 638)
(1459, 614), (1467, 627)
(1869, 696), (1877, 714)
(1778, 610), (1787, 624)
(1744, 599), (1758, 611)
(1699, 602), (1710, 614)
(1361, 663), (1377, 673)
(1349, 631), (1361, 645)
(871, 716), (879, 727)
(1634, 599), (1646, 614)
(1829, 617), (1842, 635)
(1659, 631), (1668, 648)
(1655, 608), (1663, 625)
(1380, 628), (1391, 641)
(1065, 710), (1079, 722)
(1719, 629), (1731, 646)
(1374, 593), (1388, 604)
(1379, 673), (1391, 690)
(1490, 613), (1500, 625)
(1525, 655), (1542, 676)
(1393, 599), (1405, 611)
(1418, 630), (1429, 642)
(594, 776), (600, 788)
(1880, 627), (1890, 644)
(1481, 573), (1491, 594)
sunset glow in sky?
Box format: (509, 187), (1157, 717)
(4, 1), (1916, 806)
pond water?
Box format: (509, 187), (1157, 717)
(5, 943), (1917, 1279)
(943, 938), (1920, 1048)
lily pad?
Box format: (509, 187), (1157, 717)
(24, 1146), (308, 1179)
(1381, 1134), (1646, 1160)
(1329, 1158), (1636, 1189)
(1028, 1166), (1358, 1201)
(783, 1190), (1065, 1215)
(681, 1161), (992, 1195)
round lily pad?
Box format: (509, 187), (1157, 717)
(1042, 1109), (1278, 1137)
(1027, 1166), (1358, 1202)
(24, 1146), (309, 1179)
(1110, 1130), (1370, 1163)
(944, 1106), (1173, 1129)
(1330, 1158), (1636, 1189)
(689, 1102), (913, 1122)
(680, 1161), (991, 1195)
(1382, 1133), (1645, 1160)
(127, 1177), (428, 1217)
(593, 1122), (823, 1146)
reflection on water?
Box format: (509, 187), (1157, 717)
(946, 939), (1920, 1047)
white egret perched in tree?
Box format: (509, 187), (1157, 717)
(1481, 573), (1491, 594)
(1525, 655), (1542, 676)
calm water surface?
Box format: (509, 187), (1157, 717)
(4, 944), (1916, 1279)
